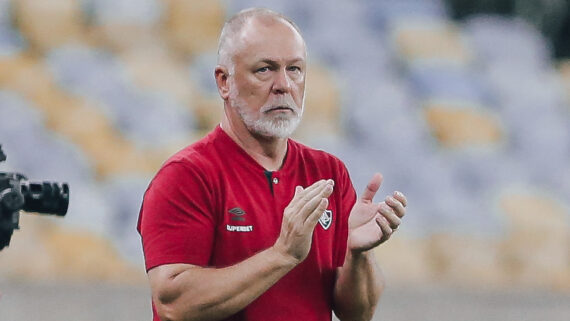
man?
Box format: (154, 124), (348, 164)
(138, 8), (407, 321)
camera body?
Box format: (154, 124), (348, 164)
(0, 145), (69, 250)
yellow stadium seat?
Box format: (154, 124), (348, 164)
(393, 20), (471, 65)
(13, 0), (85, 52)
(425, 233), (507, 288)
(0, 54), (156, 177)
(90, 23), (163, 53)
(0, 54), (73, 120)
(373, 236), (434, 285)
(294, 63), (343, 141)
(0, 215), (145, 283)
(119, 47), (196, 106)
(190, 94), (224, 133)
(423, 102), (504, 148)
(498, 188), (570, 289)
(161, 0), (225, 56)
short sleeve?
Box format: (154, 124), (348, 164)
(137, 161), (216, 271)
(334, 161), (357, 267)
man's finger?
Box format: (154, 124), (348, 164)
(300, 180), (332, 204)
(288, 180), (327, 214)
(393, 191), (407, 208)
(360, 173), (383, 202)
(299, 183), (333, 222)
(385, 195), (406, 218)
(300, 179), (333, 200)
(375, 214), (392, 242)
(305, 197), (329, 228)
(287, 185), (307, 214)
(292, 186), (304, 200)
(379, 202), (401, 229)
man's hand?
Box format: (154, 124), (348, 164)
(347, 173), (407, 252)
(273, 179), (334, 264)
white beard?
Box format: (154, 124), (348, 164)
(229, 88), (304, 139)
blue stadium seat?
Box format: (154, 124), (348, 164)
(0, 0), (25, 56)
(111, 89), (195, 150)
(45, 45), (126, 120)
(46, 44), (195, 150)
(407, 64), (492, 106)
(188, 51), (219, 97)
(81, 0), (164, 26)
(101, 174), (152, 265)
(0, 90), (96, 183)
(362, 0), (448, 31)
(464, 15), (552, 71)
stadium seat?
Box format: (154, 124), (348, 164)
(161, 0), (225, 56)
(46, 44), (196, 152)
(49, 101), (154, 177)
(45, 44), (129, 120)
(463, 14), (551, 71)
(425, 233), (507, 287)
(0, 208), (145, 283)
(407, 63), (491, 106)
(13, 0), (85, 52)
(294, 63), (343, 144)
(0, 90), (95, 182)
(100, 174), (153, 266)
(85, 0), (163, 26)
(373, 236), (433, 285)
(84, 0), (164, 50)
(498, 188), (570, 288)
(303, 3), (394, 82)
(112, 89), (196, 150)
(0, 0), (25, 57)
(363, 0), (448, 30)
(423, 102), (504, 147)
(392, 20), (471, 65)
(119, 47), (196, 108)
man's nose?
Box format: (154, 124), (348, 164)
(272, 69), (292, 94)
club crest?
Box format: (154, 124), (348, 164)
(319, 210), (332, 230)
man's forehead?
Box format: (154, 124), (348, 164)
(243, 14), (299, 36)
(234, 15), (306, 57)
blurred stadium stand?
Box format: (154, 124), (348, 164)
(0, 0), (569, 290)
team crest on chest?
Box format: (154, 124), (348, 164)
(319, 210), (332, 230)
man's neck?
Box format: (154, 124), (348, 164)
(220, 117), (288, 172)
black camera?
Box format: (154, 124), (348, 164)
(0, 145), (69, 250)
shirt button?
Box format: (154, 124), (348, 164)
(273, 177), (279, 184)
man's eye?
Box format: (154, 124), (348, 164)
(256, 67), (270, 73)
(288, 66), (301, 72)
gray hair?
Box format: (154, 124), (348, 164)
(217, 8), (304, 74)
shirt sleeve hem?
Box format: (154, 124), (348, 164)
(145, 255), (208, 272)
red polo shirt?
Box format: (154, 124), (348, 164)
(138, 126), (357, 321)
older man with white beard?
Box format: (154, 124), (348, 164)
(137, 8), (407, 321)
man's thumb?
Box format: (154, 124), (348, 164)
(360, 173), (383, 202)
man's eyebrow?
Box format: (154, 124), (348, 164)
(256, 58), (305, 65)
(257, 59), (279, 66)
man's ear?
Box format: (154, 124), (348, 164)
(215, 66), (231, 100)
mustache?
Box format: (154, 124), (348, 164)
(260, 95), (301, 114)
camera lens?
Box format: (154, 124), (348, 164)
(20, 181), (69, 216)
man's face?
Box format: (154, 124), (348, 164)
(227, 17), (306, 138)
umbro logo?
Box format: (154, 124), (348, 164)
(319, 210), (332, 230)
(229, 207), (246, 221)
(227, 207), (253, 232)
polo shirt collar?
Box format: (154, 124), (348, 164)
(213, 125), (297, 174)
